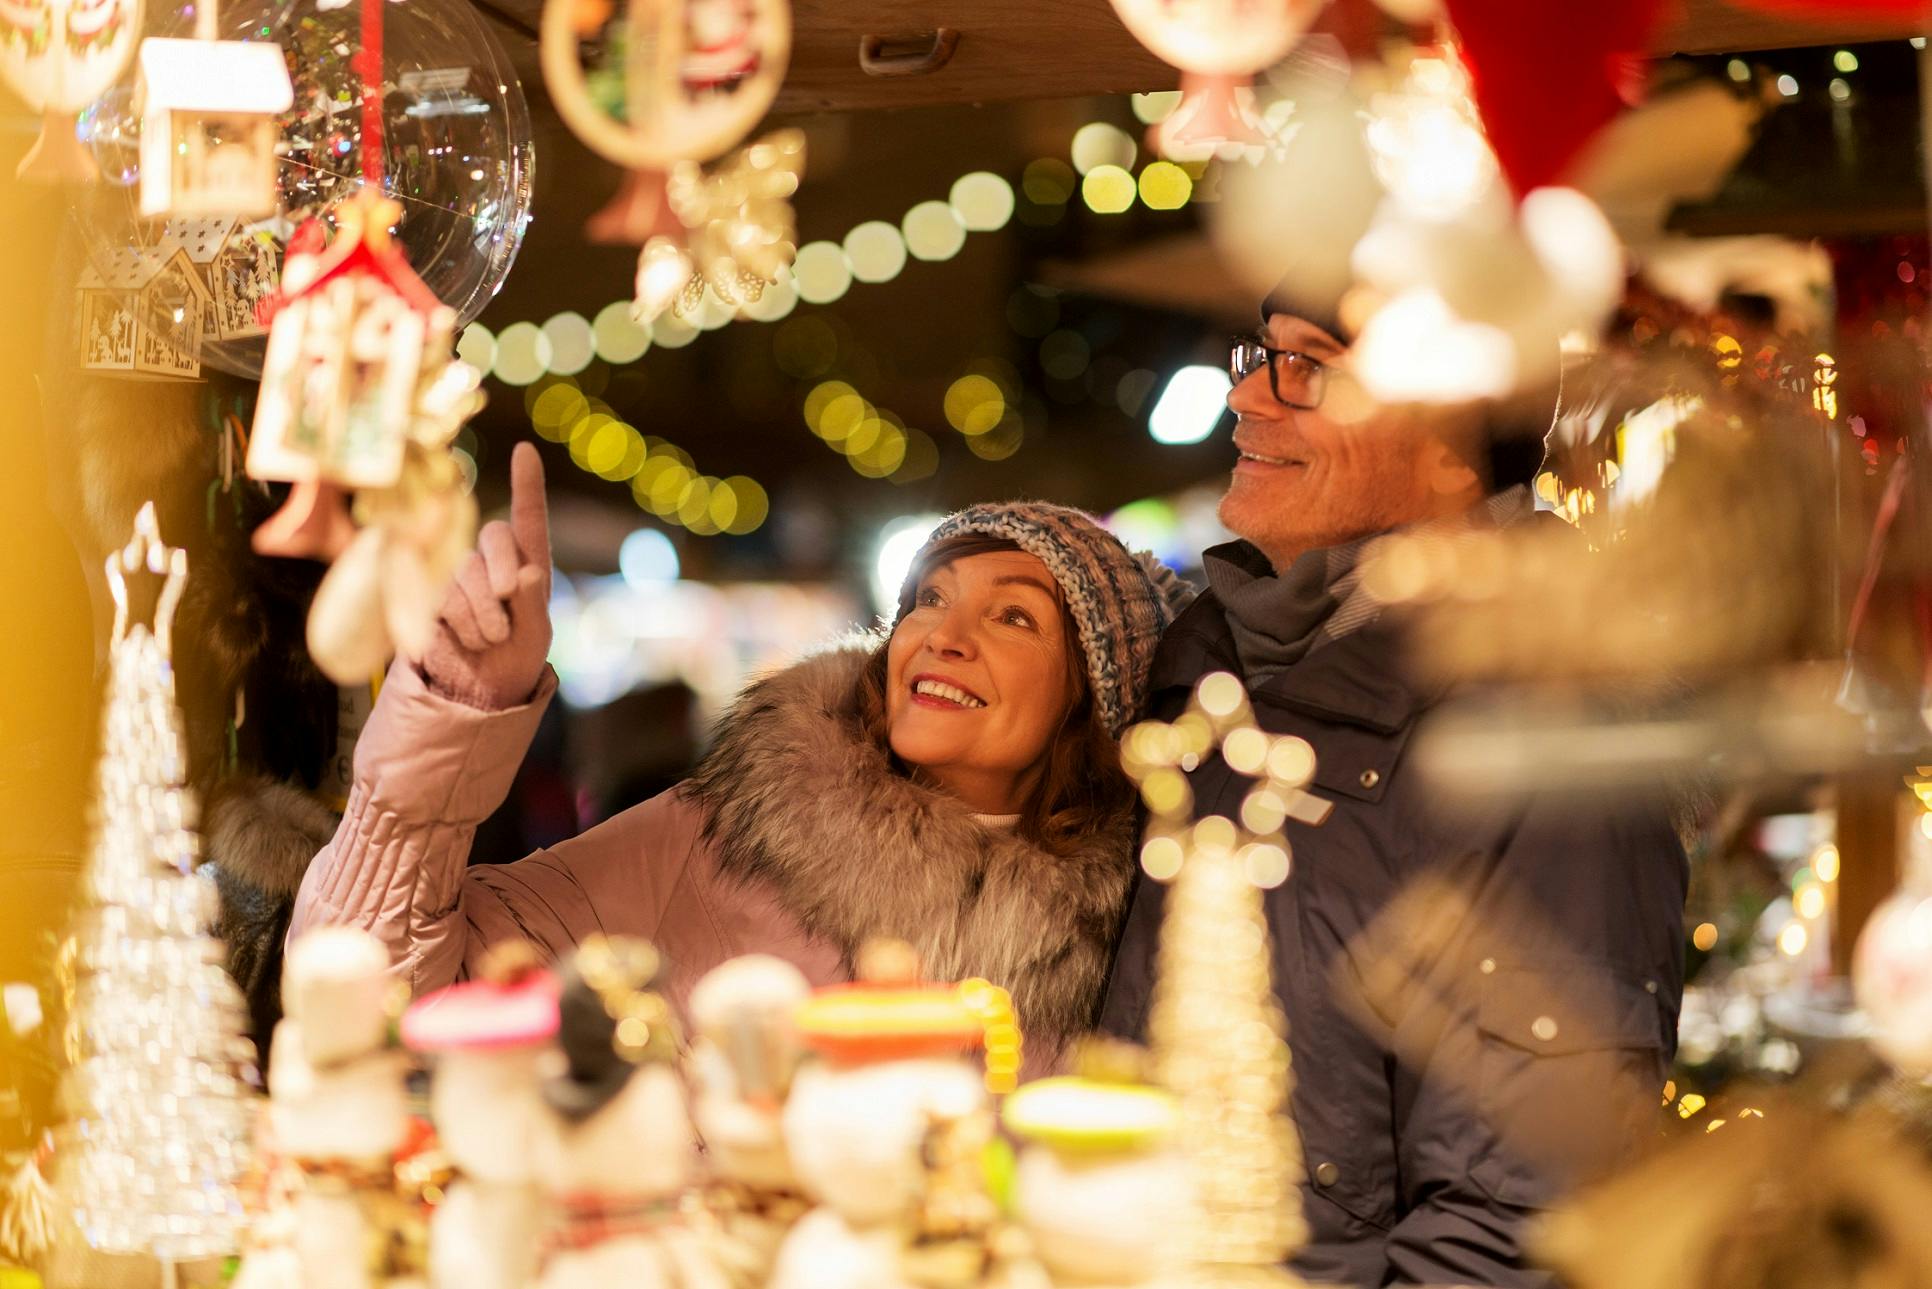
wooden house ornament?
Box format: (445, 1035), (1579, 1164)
(137, 36), (293, 218)
(248, 191), (457, 557)
(165, 216), (278, 341)
(78, 243), (211, 378)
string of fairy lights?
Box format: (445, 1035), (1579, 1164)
(458, 93), (1198, 536)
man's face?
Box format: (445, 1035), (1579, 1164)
(1219, 312), (1440, 570)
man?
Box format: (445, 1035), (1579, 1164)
(1097, 289), (1687, 1288)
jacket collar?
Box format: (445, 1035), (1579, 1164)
(1151, 542), (1449, 734)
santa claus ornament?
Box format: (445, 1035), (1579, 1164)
(2, 0), (140, 181)
(540, 0), (801, 322)
(1108, 0), (1326, 153)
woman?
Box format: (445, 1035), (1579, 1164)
(289, 445), (1190, 1054)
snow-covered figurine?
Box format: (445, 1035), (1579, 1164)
(402, 942), (562, 1289)
(686, 955), (813, 1287)
(265, 926), (414, 1289)
(769, 940), (999, 1289)
(535, 936), (726, 1289)
(1000, 1046), (1189, 1287)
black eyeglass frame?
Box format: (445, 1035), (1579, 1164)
(1228, 336), (1330, 411)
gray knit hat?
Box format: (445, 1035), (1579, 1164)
(897, 502), (1196, 737)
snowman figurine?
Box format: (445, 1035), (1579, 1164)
(266, 926), (415, 1289)
(999, 1044), (1190, 1288)
(534, 935), (727, 1289)
(685, 955), (814, 1288)
(769, 940), (999, 1289)
(402, 941), (562, 1289)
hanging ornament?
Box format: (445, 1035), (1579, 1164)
(1441, 0), (1664, 196)
(76, 232), (210, 376)
(133, 0), (292, 219)
(541, 0), (801, 320)
(2, 0), (140, 182)
(1108, 0), (1326, 154)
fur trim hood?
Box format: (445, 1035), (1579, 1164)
(686, 641), (1138, 1051)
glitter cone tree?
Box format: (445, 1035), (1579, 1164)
(53, 503), (256, 1260)
(1124, 672), (1314, 1287)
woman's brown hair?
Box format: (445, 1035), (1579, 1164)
(848, 534), (1134, 855)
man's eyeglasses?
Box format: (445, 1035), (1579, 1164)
(1229, 336), (1329, 411)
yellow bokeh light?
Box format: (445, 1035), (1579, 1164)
(542, 311), (595, 376)
(1022, 157), (1076, 205)
(966, 414), (1023, 460)
(949, 171), (1015, 232)
(890, 429), (940, 484)
(678, 476), (718, 534)
(844, 221), (908, 284)
(804, 380), (856, 432)
(944, 374), (1005, 436)
(1141, 836), (1184, 880)
(707, 479), (739, 532)
(1242, 842), (1291, 890)
(1131, 91), (1181, 124)
(601, 426), (649, 482)
(530, 383), (589, 442)
(492, 321), (552, 386)
(902, 200), (967, 262)
(1081, 165), (1137, 214)
(1071, 121), (1137, 175)
(1676, 1093), (1707, 1118)
(1197, 672), (1245, 718)
(1921, 812), (1932, 841)
(719, 476), (768, 535)
(582, 418), (632, 476)
(456, 323), (496, 372)
(1692, 922), (1718, 951)
(1138, 160), (1193, 210)
(567, 413), (612, 469)
(1814, 843), (1840, 882)
(1795, 883), (1826, 921)
(646, 462), (695, 517)
(738, 275), (798, 324)
(651, 311), (699, 350)
(819, 393), (871, 446)
(792, 241), (853, 304)
(1778, 921), (1808, 956)
(851, 425), (907, 478)
(592, 300), (651, 364)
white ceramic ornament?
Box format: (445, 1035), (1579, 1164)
(404, 948), (562, 1289)
(1856, 880), (1932, 1077)
(3, 0), (140, 181)
(135, 33), (293, 218)
(1108, 0), (1325, 151)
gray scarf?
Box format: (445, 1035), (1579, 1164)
(1206, 486), (1534, 682)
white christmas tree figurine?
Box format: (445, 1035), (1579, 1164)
(52, 501), (257, 1262)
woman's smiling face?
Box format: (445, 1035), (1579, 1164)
(885, 550), (1077, 814)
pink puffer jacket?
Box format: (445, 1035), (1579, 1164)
(289, 643), (1139, 1055)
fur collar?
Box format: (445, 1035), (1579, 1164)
(686, 641), (1138, 1053)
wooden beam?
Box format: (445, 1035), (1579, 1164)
(1658, 0), (1922, 55)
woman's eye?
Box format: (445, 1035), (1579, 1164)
(1000, 607), (1035, 628)
(915, 587), (943, 608)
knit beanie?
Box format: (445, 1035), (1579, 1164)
(898, 503), (1195, 737)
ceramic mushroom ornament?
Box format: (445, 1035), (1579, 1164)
(2, 0), (140, 182)
(534, 936), (728, 1289)
(540, 0), (802, 321)
(768, 940), (999, 1289)
(1108, 0), (1326, 154)
(402, 942), (562, 1289)
(686, 955), (814, 1289)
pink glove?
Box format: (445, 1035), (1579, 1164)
(417, 441), (554, 711)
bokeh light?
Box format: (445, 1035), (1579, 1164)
(902, 200), (968, 262)
(1138, 161), (1193, 210)
(718, 476), (769, 535)
(844, 221), (909, 283)
(1082, 165), (1138, 214)
(966, 414), (1024, 460)
(891, 428), (940, 484)
(492, 321), (552, 386)
(651, 311), (700, 350)
(793, 240), (854, 304)
(592, 300), (651, 364)
(619, 527), (680, 585)
(456, 323), (497, 373)
(542, 311), (595, 377)
(949, 171), (1016, 232)
(1022, 158), (1077, 205)
(530, 381), (590, 442)
(873, 514), (944, 614)
(1149, 365), (1232, 444)
(944, 374), (1006, 436)
(738, 275), (799, 323)
(1132, 91), (1182, 124)
(1071, 122), (1137, 175)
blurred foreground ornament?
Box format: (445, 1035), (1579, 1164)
(3, 0), (140, 182)
(1855, 783), (1932, 1078)
(133, 0), (293, 219)
(1121, 672), (1317, 1284)
(636, 127), (804, 324)
(1538, 1099), (1932, 1289)
(52, 502), (256, 1261)
(247, 190), (483, 684)
(1440, 0), (1663, 196)
(1108, 0), (1325, 155)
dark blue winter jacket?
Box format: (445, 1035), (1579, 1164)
(1099, 539), (1687, 1289)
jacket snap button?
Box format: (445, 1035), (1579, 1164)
(1531, 1015), (1559, 1042)
(1358, 769), (1380, 789)
(1314, 1162), (1339, 1187)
